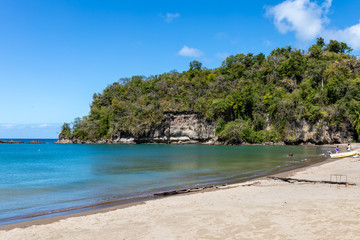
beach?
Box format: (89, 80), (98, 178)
(1, 144), (360, 239)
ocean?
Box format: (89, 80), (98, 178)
(0, 140), (330, 225)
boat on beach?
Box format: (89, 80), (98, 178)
(330, 150), (358, 159)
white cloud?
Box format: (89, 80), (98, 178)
(0, 124), (16, 129)
(31, 124), (51, 129)
(326, 22), (360, 50)
(267, 0), (360, 50)
(178, 46), (203, 57)
(266, 0), (328, 41)
(164, 13), (180, 22)
(321, 0), (332, 14)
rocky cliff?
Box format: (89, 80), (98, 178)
(56, 112), (355, 145)
(57, 111), (217, 144)
(284, 119), (354, 145)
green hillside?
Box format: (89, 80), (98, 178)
(61, 38), (360, 143)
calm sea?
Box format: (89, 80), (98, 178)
(0, 140), (330, 225)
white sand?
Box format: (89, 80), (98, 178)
(1, 145), (360, 240)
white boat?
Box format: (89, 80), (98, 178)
(330, 150), (358, 159)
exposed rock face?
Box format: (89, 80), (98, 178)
(284, 119), (354, 144)
(135, 111), (217, 144)
(56, 113), (355, 145)
(56, 136), (113, 144)
(56, 111), (217, 144)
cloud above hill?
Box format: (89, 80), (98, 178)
(267, 0), (360, 50)
(178, 46), (203, 57)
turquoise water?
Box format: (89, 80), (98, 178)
(0, 141), (329, 225)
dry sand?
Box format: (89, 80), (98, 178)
(1, 144), (360, 240)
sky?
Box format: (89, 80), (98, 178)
(1, 0), (360, 138)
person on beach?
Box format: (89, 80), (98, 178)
(335, 146), (339, 154)
(327, 151), (332, 157)
(347, 144), (351, 152)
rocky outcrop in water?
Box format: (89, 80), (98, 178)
(29, 140), (46, 144)
(0, 139), (24, 144)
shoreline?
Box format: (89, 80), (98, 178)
(3, 152), (360, 238)
(0, 144), (341, 231)
(55, 138), (346, 146)
(2, 144), (358, 239)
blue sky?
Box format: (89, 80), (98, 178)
(1, 0), (360, 138)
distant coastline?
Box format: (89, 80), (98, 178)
(0, 139), (24, 144)
(0, 139), (57, 144)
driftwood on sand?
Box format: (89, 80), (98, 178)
(154, 184), (227, 197)
(154, 181), (262, 197)
(268, 176), (356, 186)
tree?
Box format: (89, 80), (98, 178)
(308, 44), (322, 59)
(326, 40), (342, 53)
(254, 53), (266, 64)
(326, 40), (352, 54)
(188, 60), (202, 78)
(269, 46), (292, 59)
(60, 123), (72, 138)
(316, 37), (325, 48)
(340, 42), (353, 54)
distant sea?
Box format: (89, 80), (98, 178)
(0, 139), (57, 143)
(0, 139), (330, 225)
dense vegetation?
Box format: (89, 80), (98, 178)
(61, 38), (360, 143)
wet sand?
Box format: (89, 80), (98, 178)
(1, 143), (359, 239)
